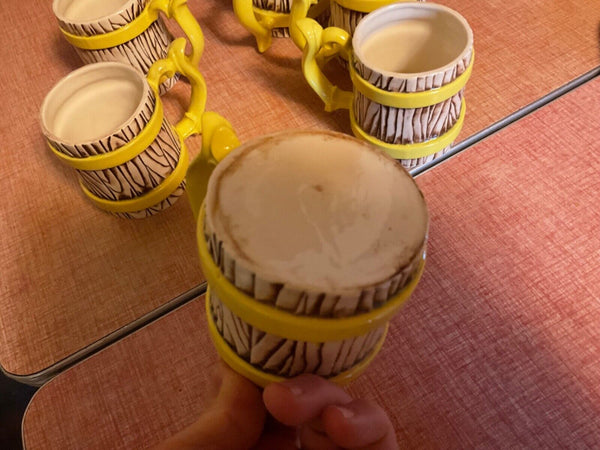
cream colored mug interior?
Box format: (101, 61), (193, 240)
(53, 0), (139, 23)
(352, 3), (473, 76)
(41, 63), (146, 144)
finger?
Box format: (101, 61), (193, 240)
(155, 363), (266, 450)
(321, 399), (398, 450)
(298, 424), (341, 450)
(263, 374), (352, 426)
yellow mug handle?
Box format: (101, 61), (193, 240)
(232, 0), (288, 53)
(289, 0), (330, 49)
(148, 39), (240, 220)
(60, 0), (204, 66)
(296, 18), (353, 112)
(186, 113), (240, 221)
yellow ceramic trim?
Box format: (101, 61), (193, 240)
(232, 0), (275, 53)
(80, 138), (188, 213)
(48, 99), (163, 171)
(253, 6), (291, 28)
(206, 292), (388, 387)
(196, 205), (425, 342)
(60, 0), (204, 66)
(350, 51), (474, 109)
(350, 99), (466, 159)
(297, 18), (353, 111)
(147, 38), (207, 139)
(333, 0), (403, 13)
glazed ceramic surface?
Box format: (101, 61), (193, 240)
(54, 0), (177, 90)
(40, 62), (185, 218)
(299, 2), (473, 169)
(201, 130), (428, 378)
(352, 3), (472, 168)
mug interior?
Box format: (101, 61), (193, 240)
(53, 0), (139, 22)
(41, 63), (146, 145)
(353, 2), (472, 76)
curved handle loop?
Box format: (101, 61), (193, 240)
(233, 0), (279, 53)
(234, 0), (328, 53)
(289, 0), (317, 49)
(147, 38), (240, 218)
(186, 112), (240, 220)
(297, 18), (353, 112)
(149, 0), (204, 66)
(147, 38), (207, 140)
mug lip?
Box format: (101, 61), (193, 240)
(352, 1), (474, 79)
(52, 0), (142, 27)
(40, 61), (150, 147)
(204, 129), (429, 294)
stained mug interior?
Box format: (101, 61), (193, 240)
(40, 62), (185, 218)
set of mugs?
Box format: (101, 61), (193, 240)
(40, 0), (469, 385)
(42, 0), (237, 218)
(236, 0), (474, 169)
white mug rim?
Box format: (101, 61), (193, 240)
(40, 61), (150, 147)
(352, 2), (473, 79)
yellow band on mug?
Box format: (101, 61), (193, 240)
(350, 51), (474, 109)
(197, 204), (425, 343)
(60, 0), (204, 65)
(206, 291), (388, 387)
(80, 138), (188, 213)
(350, 99), (466, 159)
(60, 4), (161, 50)
(48, 98), (164, 171)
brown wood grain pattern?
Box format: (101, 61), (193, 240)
(21, 76), (600, 449)
(1, 0), (599, 377)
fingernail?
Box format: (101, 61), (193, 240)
(334, 406), (354, 419)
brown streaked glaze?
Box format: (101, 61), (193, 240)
(55, 0), (178, 92)
(210, 289), (385, 378)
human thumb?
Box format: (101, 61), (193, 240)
(154, 363), (266, 449)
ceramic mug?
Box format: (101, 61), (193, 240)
(233, 0), (330, 52)
(297, 2), (474, 169)
(187, 130), (428, 387)
(41, 38), (238, 219)
(53, 0), (204, 92)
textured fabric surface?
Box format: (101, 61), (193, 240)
(1, 0), (599, 376)
(22, 76), (600, 448)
